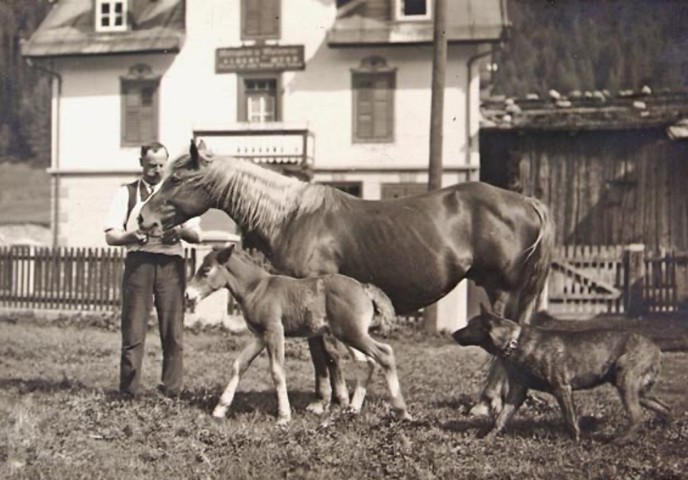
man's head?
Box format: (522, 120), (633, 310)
(139, 142), (169, 186)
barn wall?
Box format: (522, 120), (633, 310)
(480, 129), (688, 253)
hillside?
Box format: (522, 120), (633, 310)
(492, 0), (688, 97)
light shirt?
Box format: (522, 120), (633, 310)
(104, 179), (201, 257)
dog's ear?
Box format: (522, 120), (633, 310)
(480, 303), (491, 316)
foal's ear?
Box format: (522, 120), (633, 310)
(216, 243), (236, 264)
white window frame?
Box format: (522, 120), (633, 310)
(95, 0), (128, 33)
(396, 0), (431, 21)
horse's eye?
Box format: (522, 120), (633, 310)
(170, 174), (182, 185)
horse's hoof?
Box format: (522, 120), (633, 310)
(276, 418), (291, 429)
(468, 403), (491, 418)
(345, 405), (361, 416)
(211, 409), (226, 419)
(306, 401), (328, 416)
(398, 411), (414, 422)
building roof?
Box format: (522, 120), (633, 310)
(328, 0), (508, 46)
(21, 0), (185, 58)
(481, 89), (688, 137)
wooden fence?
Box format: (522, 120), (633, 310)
(0, 246), (196, 311)
(3, 244), (688, 318)
(548, 245), (626, 317)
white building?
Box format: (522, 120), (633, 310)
(23, 0), (507, 329)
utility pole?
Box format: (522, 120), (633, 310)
(424, 0), (447, 333)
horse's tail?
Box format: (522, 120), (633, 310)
(363, 283), (396, 336)
(517, 197), (555, 325)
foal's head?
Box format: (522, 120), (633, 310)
(185, 244), (236, 307)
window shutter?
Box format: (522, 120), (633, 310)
(121, 80), (159, 146)
(353, 73), (393, 142)
(243, 0), (279, 39)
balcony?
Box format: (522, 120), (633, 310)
(193, 123), (315, 180)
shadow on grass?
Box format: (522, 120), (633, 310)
(178, 386), (318, 416)
(0, 376), (89, 394)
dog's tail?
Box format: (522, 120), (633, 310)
(364, 283), (396, 336)
(516, 197), (555, 325)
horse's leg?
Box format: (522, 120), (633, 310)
(470, 289), (512, 417)
(212, 335), (265, 418)
(344, 334), (412, 421)
(347, 346), (376, 414)
(305, 336), (332, 415)
(323, 335), (350, 408)
(265, 324), (291, 426)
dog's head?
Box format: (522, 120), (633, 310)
(451, 305), (521, 357)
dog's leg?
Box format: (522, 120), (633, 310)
(640, 395), (673, 422)
(348, 347), (376, 414)
(306, 336), (332, 415)
(212, 336), (265, 418)
(615, 381), (644, 444)
(552, 385), (580, 442)
(484, 382), (527, 440)
(265, 324), (291, 427)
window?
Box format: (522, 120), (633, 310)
(96, 0), (127, 32)
(381, 183), (427, 199)
(397, 0), (431, 20)
(352, 57), (395, 143)
(120, 65), (160, 146)
(242, 0), (280, 40)
(321, 182), (363, 198)
(238, 77), (280, 123)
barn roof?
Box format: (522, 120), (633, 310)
(481, 89), (688, 137)
(328, 0), (508, 46)
(21, 0), (185, 58)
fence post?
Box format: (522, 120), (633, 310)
(624, 243), (646, 317)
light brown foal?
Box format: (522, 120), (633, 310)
(185, 244), (412, 426)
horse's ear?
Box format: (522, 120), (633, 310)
(189, 139), (200, 169)
(216, 243), (236, 264)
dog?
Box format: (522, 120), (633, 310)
(452, 306), (672, 442)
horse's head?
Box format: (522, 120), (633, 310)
(185, 243), (236, 307)
(138, 139), (216, 236)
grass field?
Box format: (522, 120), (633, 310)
(1, 314), (687, 480)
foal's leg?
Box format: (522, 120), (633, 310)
(348, 346), (376, 414)
(265, 324), (291, 426)
(213, 335), (265, 418)
(345, 334), (412, 421)
(323, 335), (350, 408)
(306, 336), (332, 415)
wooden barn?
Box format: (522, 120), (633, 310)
(480, 91), (688, 316)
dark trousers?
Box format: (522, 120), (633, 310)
(119, 252), (186, 396)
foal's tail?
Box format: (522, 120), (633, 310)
(517, 197), (555, 325)
(364, 283), (396, 336)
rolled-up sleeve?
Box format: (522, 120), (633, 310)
(104, 186), (129, 232)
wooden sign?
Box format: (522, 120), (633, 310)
(216, 45), (305, 73)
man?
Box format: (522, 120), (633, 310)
(104, 141), (202, 398)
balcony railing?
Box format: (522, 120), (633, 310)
(193, 124), (314, 178)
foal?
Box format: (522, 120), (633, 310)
(185, 244), (412, 426)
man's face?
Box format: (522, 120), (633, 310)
(140, 148), (168, 185)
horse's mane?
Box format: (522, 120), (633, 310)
(174, 154), (346, 238)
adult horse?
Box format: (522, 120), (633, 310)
(139, 140), (555, 415)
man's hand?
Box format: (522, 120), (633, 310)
(161, 226), (182, 245)
(132, 229), (149, 245)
